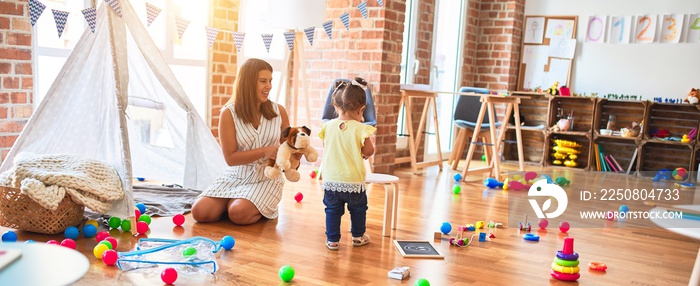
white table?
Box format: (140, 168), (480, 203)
(0, 242), (89, 285)
(650, 205), (700, 284)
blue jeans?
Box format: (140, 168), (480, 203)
(324, 189), (368, 242)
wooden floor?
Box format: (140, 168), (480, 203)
(1, 161), (699, 285)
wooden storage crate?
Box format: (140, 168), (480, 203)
(503, 128), (546, 166)
(547, 96), (597, 134)
(591, 137), (639, 174)
(593, 99), (647, 138)
(545, 133), (592, 170)
(637, 141), (695, 178)
(643, 103), (700, 141)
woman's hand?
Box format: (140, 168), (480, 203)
(263, 145), (278, 160)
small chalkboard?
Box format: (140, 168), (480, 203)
(393, 240), (444, 259)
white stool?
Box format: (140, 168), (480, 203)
(366, 172), (399, 237)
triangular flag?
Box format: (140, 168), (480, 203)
(377, 0), (384, 7)
(232, 32), (245, 52)
(340, 12), (350, 30)
(304, 27), (315, 46)
(205, 26), (219, 48)
(145, 2), (161, 27)
(261, 34), (273, 53)
(51, 9), (69, 38)
(81, 7), (97, 33)
(322, 20), (333, 39)
(283, 31), (295, 51)
(29, 0), (46, 26)
(105, 0), (122, 17)
(175, 16), (190, 39)
(357, 2), (368, 19)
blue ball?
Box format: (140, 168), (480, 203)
(64, 226), (79, 240)
(24, 240), (34, 243)
(453, 173), (462, 182)
(82, 224), (97, 238)
(135, 203), (147, 214)
(440, 222), (452, 234)
(619, 205), (629, 214)
(1, 231), (17, 242)
(220, 235), (235, 250)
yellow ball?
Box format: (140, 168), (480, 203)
(93, 244), (109, 259)
(85, 219), (99, 229)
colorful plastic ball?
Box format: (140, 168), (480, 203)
(619, 205), (629, 214)
(93, 244), (109, 259)
(161, 267), (178, 285)
(135, 203), (147, 214)
(278, 265), (295, 282)
(134, 209), (141, 220)
(82, 224), (97, 238)
(102, 250), (118, 266)
(481, 154), (487, 161)
(453, 173), (462, 182)
(607, 211), (615, 221)
(105, 237), (118, 250)
(309, 170), (317, 179)
(182, 246), (197, 258)
(62, 226), (78, 240)
(2, 230), (18, 242)
(221, 236), (235, 250)
(136, 221), (149, 235)
(60, 238), (76, 249)
(415, 278), (431, 286)
(173, 214), (185, 226)
(46, 240), (60, 245)
(85, 219), (99, 229)
(95, 231), (110, 243)
(440, 222), (452, 235)
(294, 192), (304, 203)
(121, 219), (132, 232)
(107, 217), (122, 229)
(138, 214), (152, 225)
(99, 240), (113, 250)
(559, 221), (570, 233)
(452, 185), (461, 194)
(538, 218), (549, 229)
(673, 167), (688, 180)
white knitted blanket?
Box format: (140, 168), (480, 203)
(0, 152), (124, 213)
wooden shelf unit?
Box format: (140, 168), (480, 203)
(545, 132), (592, 170)
(593, 99), (647, 138)
(591, 136), (639, 174)
(637, 140), (695, 178)
(547, 96), (597, 134)
(643, 103), (700, 141)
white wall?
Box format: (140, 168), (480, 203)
(525, 0), (700, 100)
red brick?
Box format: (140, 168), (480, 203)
(10, 92), (26, 104)
(0, 48), (31, 60)
(0, 107), (6, 118)
(0, 3), (24, 16)
(0, 135), (19, 148)
(0, 121), (24, 132)
(3, 77), (19, 89)
(0, 62), (10, 74)
(0, 17), (10, 29)
(21, 77), (32, 89)
(15, 63), (31, 75)
(11, 18), (30, 32)
(13, 105), (32, 118)
(6, 32), (31, 46)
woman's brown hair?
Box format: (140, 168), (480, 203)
(226, 58), (277, 125)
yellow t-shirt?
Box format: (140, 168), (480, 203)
(319, 119), (377, 193)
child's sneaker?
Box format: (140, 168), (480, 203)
(352, 234), (370, 247)
(326, 241), (339, 250)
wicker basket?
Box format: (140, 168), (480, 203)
(0, 186), (84, 234)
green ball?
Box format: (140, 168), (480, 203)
(278, 265), (295, 282)
(138, 214), (152, 225)
(452, 185), (461, 194)
(182, 246), (197, 258)
(99, 240), (113, 249)
(108, 217), (122, 229)
(481, 154), (486, 161)
(120, 220), (132, 232)
(415, 278), (430, 286)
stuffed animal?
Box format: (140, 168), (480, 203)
(685, 88), (699, 104)
(546, 81), (560, 96)
(264, 126), (318, 182)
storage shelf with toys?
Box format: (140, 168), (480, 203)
(637, 141), (696, 178)
(593, 99), (647, 140)
(591, 137), (639, 174)
(544, 133), (592, 170)
(502, 92), (550, 166)
(543, 96), (596, 170)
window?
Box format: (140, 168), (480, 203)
(397, 0), (420, 148)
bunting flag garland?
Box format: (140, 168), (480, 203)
(340, 12), (350, 30)
(81, 7), (97, 33)
(51, 9), (69, 38)
(232, 32), (245, 52)
(105, 0), (122, 17)
(357, 2), (368, 19)
(145, 2), (162, 26)
(378, 0), (384, 7)
(175, 16), (190, 39)
(304, 27), (315, 46)
(283, 31), (295, 51)
(29, 0), (46, 27)
(322, 20), (333, 39)
(204, 26), (219, 48)
(261, 34), (273, 53)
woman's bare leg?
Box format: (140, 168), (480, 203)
(191, 197), (229, 222)
(227, 199), (262, 225)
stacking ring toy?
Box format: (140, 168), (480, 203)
(550, 269), (580, 281)
(523, 233), (540, 241)
(551, 262), (580, 274)
(556, 250), (579, 261)
(588, 261), (607, 271)
(554, 257), (579, 267)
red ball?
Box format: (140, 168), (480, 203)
(309, 170), (317, 179)
(104, 237), (118, 250)
(134, 209), (141, 220)
(559, 221), (570, 233)
(606, 211), (615, 221)
(46, 240), (60, 245)
(136, 221), (149, 235)
(294, 192), (304, 203)
(161, 267), (178, 284)
(102, 249), (118, 266)
(173, 214), (185, 226)
(95, 231), (110, 243)
(60, 238), (76, 249)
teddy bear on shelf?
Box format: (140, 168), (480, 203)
(685, 88), (699, 104)
(264, 126), (318, 182)
(546, 81), (560, 96)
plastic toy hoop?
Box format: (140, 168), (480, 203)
(588, 261), (607, 271)
(523, 233), (540, 241)
(553, 257), (579, 267)
(550, 269), (580, 281)
(551, 262), (580, 274)
(555, 250), (579, 261)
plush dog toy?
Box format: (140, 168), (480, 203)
(685, 88), (699, 104)
(264, 126), (318, 182)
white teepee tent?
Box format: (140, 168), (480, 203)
(0, 0), (226, 218)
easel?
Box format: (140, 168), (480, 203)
(394, 87), (444, 174)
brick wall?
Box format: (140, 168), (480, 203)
(208, 0), (239, 139)
(0, 0), (32, 161)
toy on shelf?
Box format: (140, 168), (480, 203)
(620, 121), (642, 138)
(551, 139), (582, 167)
(550, 237), (580, 281)
(685, 88), (699, 104)
(518, 214), (532, 232)
(546, 81), (560, 96)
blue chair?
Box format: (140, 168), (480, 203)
(321, 79), (377, 127)
(448, 87), (500, 170)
